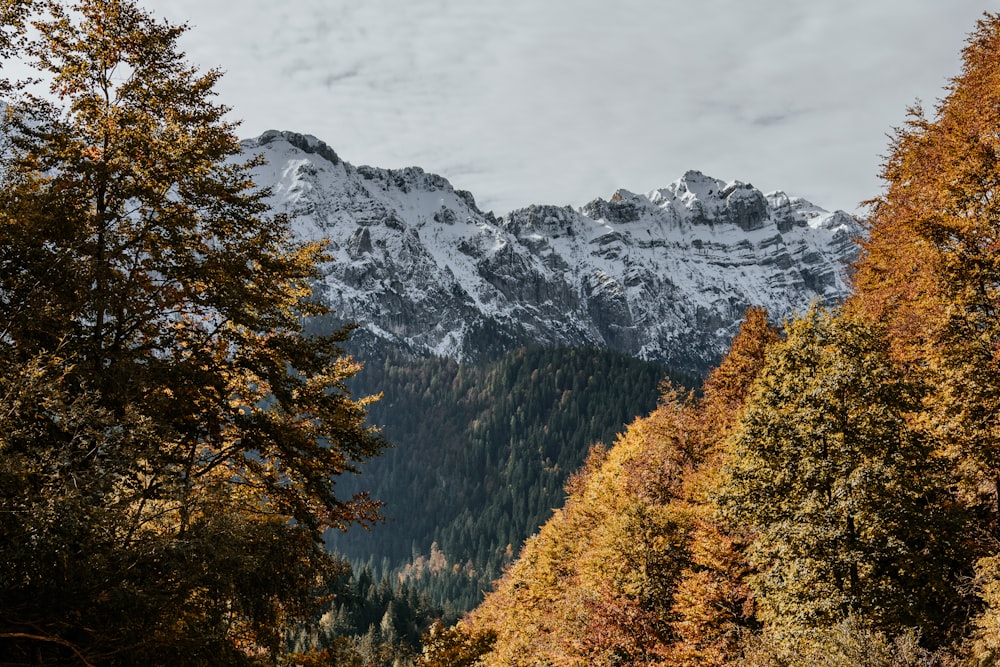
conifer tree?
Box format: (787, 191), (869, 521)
(0, 1), (385, 663)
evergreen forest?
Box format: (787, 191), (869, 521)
(331, 347), (687, 614)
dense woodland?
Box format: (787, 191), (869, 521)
(5, 0), (1000, 665)
(331, 347), (684, 614)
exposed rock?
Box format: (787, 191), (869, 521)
(241, 131), (863, 375)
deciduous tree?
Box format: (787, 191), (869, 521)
(0, 1), (385, 663)
(718, 310), (967, 646)
(850, 12), (1000, 519)
(669, 307), (779, 666)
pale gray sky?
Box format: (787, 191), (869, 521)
(148, 1), (993, 215)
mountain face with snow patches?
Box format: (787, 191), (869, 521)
(242, 130), (862, 374)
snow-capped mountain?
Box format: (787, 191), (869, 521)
(242, 130), (861, 373)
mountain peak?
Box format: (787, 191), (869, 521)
(242, 129), (341, 165)
(672, 169), (728, 198)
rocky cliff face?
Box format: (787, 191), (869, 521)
(242, 130), (861, 374)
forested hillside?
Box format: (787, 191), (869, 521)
(428, 14), (1000, 666)
(8, 1), (1000, 665)
(328, 347), (689, 614)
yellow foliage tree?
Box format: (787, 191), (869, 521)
(0, 1), (386, 663)
(718, 310), (968, 647)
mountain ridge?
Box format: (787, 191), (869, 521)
(240, 130), (861, 374)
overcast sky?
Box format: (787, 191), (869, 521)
(148, 1), (993, 216)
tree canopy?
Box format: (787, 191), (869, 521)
(718, 310), (968, 644)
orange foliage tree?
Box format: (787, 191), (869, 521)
(667, 306), (779, 666)
(851, 12), (1000, 519)
(850, 12), (1000, 657)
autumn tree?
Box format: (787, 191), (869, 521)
(419, 621), (496, 667)
(669, 306), (779, 666)
(845, 14), (1000, 655)
(0, 1), (385, 663)
(718, 310), (968, 647)
(850, 12), (1000, 520)
(467, 399), (699, 666)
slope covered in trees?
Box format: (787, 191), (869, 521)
(459, 308), (782, 666)
(328, 347), (687, 614)
(461, 310), (977, 665)
(451, 13), (1000, 665)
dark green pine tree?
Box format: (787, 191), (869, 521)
(0, 1), (385, 664)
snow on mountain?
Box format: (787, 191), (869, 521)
(241, 130), (861, 373)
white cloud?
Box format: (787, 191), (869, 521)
(148, 0), (993, 215)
